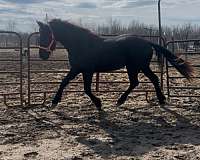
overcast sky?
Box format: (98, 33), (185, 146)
(0, 0), (199, 32)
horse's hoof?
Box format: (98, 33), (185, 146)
(158, 96), (166, 105)
(47, 103), (57, 110)
(116, 102), (122, 107)
(94, 98), (102, 111)
(160, 100), (170, 106)
(96, 105), (102, 112)
(116, 95), (126, 107)
(98, 108), (103, 112)
(116, 100), (125, 107)
(159, 100), (167, 106)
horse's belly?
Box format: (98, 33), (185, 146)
(95, 57), (125, 72)
(95, 64), (125, 72)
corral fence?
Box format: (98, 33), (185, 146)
(0, 31), (23, 106)
(166, 39), (200, 100)
(0, 31), (199, 107)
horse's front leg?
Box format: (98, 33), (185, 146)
(82, 72), (102, 111)
(50, 69), (79, 108)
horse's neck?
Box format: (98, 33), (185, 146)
(55, 27), (102, 53)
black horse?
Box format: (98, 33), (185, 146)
(37, 19), (193, 111)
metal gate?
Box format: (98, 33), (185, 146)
(166, 39), (200, 100)
(0, 31), (23, 106)
(27, 32), (73, 105)
(27, 33), (165, 105)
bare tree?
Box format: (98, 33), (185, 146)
(6, 20), (17, 32)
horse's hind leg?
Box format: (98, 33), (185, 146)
(142, 66), (166, 104)
(82, 72), (102, 111)
(117, 69), (139, 106)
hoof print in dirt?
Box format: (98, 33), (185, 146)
(24, 151), (38, 158)
(64, 156), (82, 160)
(47, 103), (57, 110)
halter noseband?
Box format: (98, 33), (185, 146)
(39, 25), (56, 54)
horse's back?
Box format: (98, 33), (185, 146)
(75, 35), (153, 72)
(93, 36), (152, 71)
(110, 35), (153, 63)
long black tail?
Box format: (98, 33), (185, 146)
(150, 42), (193, 80)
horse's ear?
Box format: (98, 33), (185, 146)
(37, 21), (44, 28)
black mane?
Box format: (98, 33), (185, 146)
(49, 19), (99, 38)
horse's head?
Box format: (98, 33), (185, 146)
(37, 21), (56, 60)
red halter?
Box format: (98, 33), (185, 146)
(39, 27), (56, 54)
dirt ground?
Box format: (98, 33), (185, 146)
(0, 49), (200, 160)
(0, 97), (200, 160)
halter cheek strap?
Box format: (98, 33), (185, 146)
(39, 31), (55, 54)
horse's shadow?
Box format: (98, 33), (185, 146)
(72, 103), (200, 158)
(48, 101), (200, 158)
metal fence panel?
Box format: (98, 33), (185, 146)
(166, 39), (200, 99)
(1, 31), (199, 106)
(0, 31), (23, 106)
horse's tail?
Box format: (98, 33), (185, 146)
(150, 42), (193, 80)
